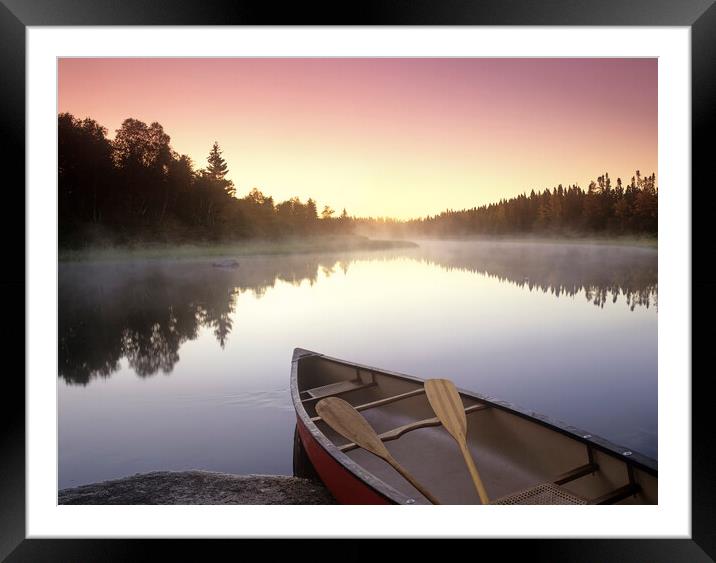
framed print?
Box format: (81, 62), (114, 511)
(3, 0), (714, 560)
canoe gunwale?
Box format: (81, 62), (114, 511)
(290, 348), (657, 505)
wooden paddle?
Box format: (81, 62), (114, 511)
(424, 379), (490, 504)
(316, 396), (441, 504)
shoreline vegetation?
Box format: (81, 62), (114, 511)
(58, 233), (656, 263)
(410, 233), (658, 248)
(59, 113), (657, 252)
(58, 235), (418, 262)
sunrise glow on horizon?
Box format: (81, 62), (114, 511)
(58, 58), (657, 220)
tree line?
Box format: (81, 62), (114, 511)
(58, 113), (352, 246)
(357, 173), (657, 238)
(59, 113), (657, 245)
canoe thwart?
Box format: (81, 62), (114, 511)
(301, 380), (377, 403)
(311, 388), (427, 422)
(588, 483), (641, 505)
(553, 462), (599, 485)
(338, 403), (490, 452)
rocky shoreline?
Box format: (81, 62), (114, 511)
(58, 471), (336, 505)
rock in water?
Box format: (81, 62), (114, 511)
(212, 259), (239, 269)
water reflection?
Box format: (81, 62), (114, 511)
(58, 241), (657, 385)
(415, 240), (657, 310)
(59, 254), (349, 385)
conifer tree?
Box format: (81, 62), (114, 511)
(205, 141), (235, 197)
(206, 141), (229, 181)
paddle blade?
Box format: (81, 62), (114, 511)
(424, 379), (468, 442)
(316, 397), (389, 458)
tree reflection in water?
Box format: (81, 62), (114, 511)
(58, 242), (656, 385)
(59, 255), (325, 385)
(414, 241), (657, 311)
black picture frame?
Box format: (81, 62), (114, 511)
(2, 1), (713, 560)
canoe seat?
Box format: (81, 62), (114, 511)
(491, 483), (588, 505)
(303, 379), (373, 400)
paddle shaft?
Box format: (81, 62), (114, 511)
(459, 441), (490, 504)
(385, 454), (442, 505)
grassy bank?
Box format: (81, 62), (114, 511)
(59, 235), (419, 262)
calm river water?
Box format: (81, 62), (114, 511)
(58, 240), (657, 488)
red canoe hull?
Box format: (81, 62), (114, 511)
(295, 416), (393, 504)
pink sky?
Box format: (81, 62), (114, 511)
(58, 58), (657, 219)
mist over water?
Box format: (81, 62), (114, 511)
(58, 240), (657, 488)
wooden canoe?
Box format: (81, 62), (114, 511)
(291, 348), (657, 505)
